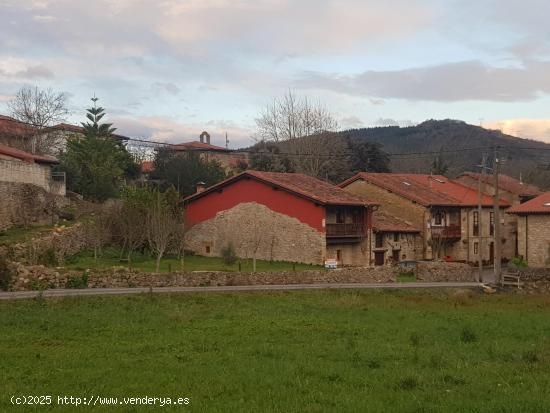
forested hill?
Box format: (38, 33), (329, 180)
(340, 119), (550, 188)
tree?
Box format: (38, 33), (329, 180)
(151, 150), (226, 197)
(8, 86), (69, 154)
(146, 191), (178, 273)
(431, 149), (450, 175)
(347, 138), (390, 174)
(249, 141), (293, 172)
(254, 91), (347, 181)
(59, 97), (138, 201)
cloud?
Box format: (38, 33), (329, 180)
(15, 64), (54, 78)
(485, 119), (550, 143)
(296, 60), (550, 102)
(151, 82), (180, 95)
(111, 116), (252, 148)
(340, 116), (364, 129)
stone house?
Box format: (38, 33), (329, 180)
(371, 210), (422, 266)
(164, 132), (248, 173)
(183, 170), (378, 266)
(340, 173), (513, 264)
(0, 114), (37, 152)
(508, 192), (550, 268)
(0, 142), (65, 195)
(456, 172), (541, 256)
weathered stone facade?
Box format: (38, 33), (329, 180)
(0, 158), (65, 195)
(185, 202), (326, 265)
(0, 182), (67, 230)
(6, 263), (397, 291)
(517, 215), (550, 268)
(415, 261), (476, 282)
(370, 231), (423, 265)
(342, 179), (514, 264)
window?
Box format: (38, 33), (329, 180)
(393, 232), (399, 242)
(474, 242), (479, 254)
(489, 212), (495, 236)
(473, 211), (479, 236)
(205, 245), (211, 254)
(434, 211), (445, 226)
(375, 233), (384, 248)
(336, 211), (345, 224)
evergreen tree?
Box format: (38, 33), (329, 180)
(60, 97), (138, 201)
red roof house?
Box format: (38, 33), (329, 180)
(183, 171), (378, 266)
(457, 172), (541, 203)
(340, 173), (513, 264)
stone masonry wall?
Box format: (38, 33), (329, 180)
(185, 202), (326, 265)
(0, 182), (67, 231)
(414, 261), (476, 282)
(7, 264), (396, 291)
(517, 215), (550, 268)
(0, 158), (50, 190)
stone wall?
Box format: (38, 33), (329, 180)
(6, 264), (397, 291)
(517, 215), (550, 268)
(0, 158), (50, 190)
(0, 182), (67, 231)
(184, 202), (326, 265)
(414, 261), (476, 282)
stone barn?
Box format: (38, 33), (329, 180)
(183, 171), (378, 266)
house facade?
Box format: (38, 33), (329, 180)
(508, 192), (550, 268)
(371, 210), (422, 266)
(340, 173), (513, 264)
(0, 143), (65, 195)
(183, 171), (377, 266)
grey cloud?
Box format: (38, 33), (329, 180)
(151, 82), (180, 95)
(297, 60), (550, 102)
(15, 64), (54, 78)
(340, 116), (364, 128)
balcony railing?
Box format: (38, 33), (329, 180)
(431, 224), (461, 239)
(326, 223), (365, 237)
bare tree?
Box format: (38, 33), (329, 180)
(255, 90), (338, 142)
(147, 195), (178, 273)
(8, 86), (69, 154)
(255, 90), (346, 180)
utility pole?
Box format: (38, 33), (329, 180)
(493, 147), (502, 284)
(476, 153), (488, 283)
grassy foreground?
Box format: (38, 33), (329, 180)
(64, 249), (321, 273)
(1, 289), (550, 412)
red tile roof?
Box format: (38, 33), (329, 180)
(0, 142), (58, 164)
(458, 172), (541, 197)
(373, 210), (420, 233)
(507, 192), (550, 215)
(171, 141), (231, 152)
(185, 170), (378, 206)
(0, 115), (36, 137)
(340, 173), (509, 207)
(140, 161), (154, 173)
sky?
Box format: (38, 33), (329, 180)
(1, 0), (550, 148)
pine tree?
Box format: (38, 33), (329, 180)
(60, 97), (137, 200)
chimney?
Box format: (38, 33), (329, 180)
(196, 181), (206, 193)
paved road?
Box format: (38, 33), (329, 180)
(0, 282), (483, 301)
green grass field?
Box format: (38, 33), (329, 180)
(2, 289), (550, 412)
(64, 249), (321, 273)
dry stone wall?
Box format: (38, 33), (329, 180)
(185, 202), (326, 265)
(415, 261), (476, 282)
(7, 264), (396, 291)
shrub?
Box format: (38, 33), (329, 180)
(510, 256), (528, 268)
(0, 256), (13, 291)
(221, 242), (237, 265)
(65, 274), (89, 289)
(38, 248), (57, 266)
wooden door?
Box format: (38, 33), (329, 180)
(392, 249), (400, 263)
(489, 242), (494, 264)
(374, 251), (385, 266)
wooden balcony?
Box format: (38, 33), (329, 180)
(326, 222), (366, 238)
(431, 224), (461, 239)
